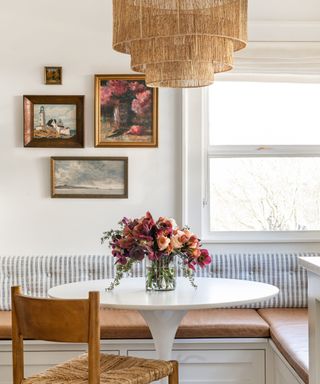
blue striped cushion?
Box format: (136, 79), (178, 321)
(0, 253), (318, 310)
(208, 253), (318, 308)
(0, 255), (117, 311)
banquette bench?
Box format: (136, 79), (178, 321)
(0, 254), (314, 384)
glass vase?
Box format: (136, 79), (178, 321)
(145, 255), (176, 291)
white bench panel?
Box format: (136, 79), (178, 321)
(0, 340), (266, 384)
(1, 338), (306, 384)
(129, 349), (265, 384)
(269, 341), (305, 384)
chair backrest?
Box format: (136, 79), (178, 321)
(11, 286), (100, 384)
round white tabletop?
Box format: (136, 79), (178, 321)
(48, 277), (279, 310)
(49, 277), (279, 361)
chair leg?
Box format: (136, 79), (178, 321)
(168, 360), (179, 384)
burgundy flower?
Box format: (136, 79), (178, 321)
(196, 249), (212, 268)
(118, 237), (135, 250)
(146, 250), (157, 261)
(188, 261), (196, 271)
(116, 256), (128, 265)
(156, 217), (175, 236)
(129, 246), (145, 261)
(121, 217), (130, 226)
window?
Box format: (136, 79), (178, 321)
(208, 81), (320, 238)
(183, 80), (320, 242)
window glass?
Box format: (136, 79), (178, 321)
(209, 82), (320, 146)
(210, 157), (320, 231)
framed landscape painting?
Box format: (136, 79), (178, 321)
(95, 74), (158, 147)
(51, 157), (128, 198)
(24, 95), (84, 147)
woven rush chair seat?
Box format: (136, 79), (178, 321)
(11, 287), (179, 384)
(23, 353), (174, 384)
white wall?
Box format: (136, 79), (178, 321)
(0, 0), (182, 254)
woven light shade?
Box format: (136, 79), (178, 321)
(145, 62), (216, 88)
(112, 0), (248, 88)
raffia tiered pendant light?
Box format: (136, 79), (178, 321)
(113, 0), (248, 88)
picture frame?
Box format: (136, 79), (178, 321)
(24, 95), (84, 148)
(51, 157), (128, 199)
(95, 74), (158, 147)
(44, 66), (62, 85)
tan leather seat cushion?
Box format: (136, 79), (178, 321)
(177, 309), (270, 338)
(0, 311), (11, 339)
(258, 308), (308, 384)
(0, 309), (269, 340)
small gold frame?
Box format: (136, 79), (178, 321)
(44, 66), (63, 85)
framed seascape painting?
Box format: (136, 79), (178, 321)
(95, 74), (158, 147)
(24, 95), (84, 148)
(51, 157), (128, 198)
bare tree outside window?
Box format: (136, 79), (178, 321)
(210, 158), (320, 231)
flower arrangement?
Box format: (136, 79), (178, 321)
(102, 212), (211, 291)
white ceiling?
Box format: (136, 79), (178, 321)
(249, 0), (320, 21)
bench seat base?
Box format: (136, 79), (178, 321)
(0, 309), (308, 384)
(0, 308), (270, 340)
(0, 338), (268, 384)
(259, 308), (308, 384)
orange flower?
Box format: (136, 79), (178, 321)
(157, 235), (170, 251)
(170, 234), (183, 249)
(192, 248), (201, 258)
(188, 237), (200, 249)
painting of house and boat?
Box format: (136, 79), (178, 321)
(34, 104), (76, 139)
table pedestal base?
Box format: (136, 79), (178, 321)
(139, 310), (187, 361)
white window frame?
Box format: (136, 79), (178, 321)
(182, 42), (320, 243)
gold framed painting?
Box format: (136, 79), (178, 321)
(24, 95), (84, 148)
(51, 157), (128, 199)
(95, 74), (158, 147)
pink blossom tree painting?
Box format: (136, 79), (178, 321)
(95, 76), (158, 147)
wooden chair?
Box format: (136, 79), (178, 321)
(11, 286), (179, 384)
